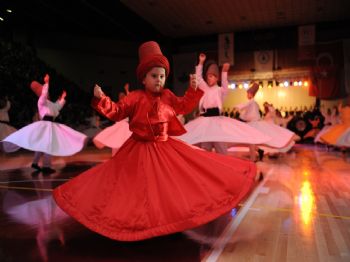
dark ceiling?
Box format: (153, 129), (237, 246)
(0, 0), (163, 41)
(1, 0), (350, 42)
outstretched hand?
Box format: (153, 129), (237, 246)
(222, 63), (230, 72)
(124, 83), (130, 95)
(94, 84), (104, 98)
(44, 74), (50, 84)
(199, 53), (206, 65)
(60, 90), (67, 100)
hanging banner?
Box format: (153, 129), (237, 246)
(254, 50), (273, 71)
(298, 25), (316, 61)
(298, 25), (315, 46)
(218, 33), (234, 66)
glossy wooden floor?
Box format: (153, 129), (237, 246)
(0, 144), (349, 262)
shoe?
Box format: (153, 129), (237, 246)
(258, 149), (264, 161)
(258, 172), (264, 182)
(31, 163), (41, 171)
(41, 167), (55, 174)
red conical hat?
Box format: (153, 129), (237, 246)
(247, 82), (259, 96)
(30, 81), (43, 97)
(136, 41), (170, 82)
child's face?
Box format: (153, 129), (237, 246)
(143, 67), (166, 93)
(247, 92), (253, 99)
(206, 73), (218, 87)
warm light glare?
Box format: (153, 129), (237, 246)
(243, 83), (249, 89)
(298, 181), (315, 225)
(277, 91), (286, 97)
(283, 81), (289, 87)
(298, 81), (303, 86)
(268, 84), (272, 89)
(6, 9), (12, 13)
(256, 91), (263, 99)
(293, 81), (298, 86)
(303, 81), (308, 87)
(0, 17), (4, 21)
(238, 84), (243, 89)
(279, 82), (284, 87)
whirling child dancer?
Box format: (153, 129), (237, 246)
(178, 53), (270, 157)
(320, 99), (350, 150)
(53, 41), (258, 241)
(2, 74), (87, 173)
(235, 82), (296, 159)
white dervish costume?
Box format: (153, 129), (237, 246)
(2, 82), (87, 156)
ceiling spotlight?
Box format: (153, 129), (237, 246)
(0, 17), (4, 21)
(6, 9), (12, 13)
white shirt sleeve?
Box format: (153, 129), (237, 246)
(196, 64), (209, 92)
(220, 71), (229, 97)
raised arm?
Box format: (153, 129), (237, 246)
(38, 74), (50, 107)
(55, 90), (66, 110)
(221, 63), (230, 96)
(92, 84), (132, 122)
(170, 74), (203, 115)
(195, 53), (209, 91)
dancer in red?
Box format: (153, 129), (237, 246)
(53, 41), (257, 241)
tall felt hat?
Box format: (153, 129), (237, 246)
(247, 82), (259, 96)
(136, 41), (170, 82)
(205, 62), (219, 78)
(30, 81), (43, 97)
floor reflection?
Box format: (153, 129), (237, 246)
(1, 146), (349, 261)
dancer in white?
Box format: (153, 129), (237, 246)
(178, 53), (270, 159)
(1, 74), (87, 173)
(235, 82), (297, 159)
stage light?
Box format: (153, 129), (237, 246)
(268, 81), (273, 89)
(229, 83), (236, 89)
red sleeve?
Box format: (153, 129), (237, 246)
(168, 87), (203, 115)
(91, 94), (133, 122)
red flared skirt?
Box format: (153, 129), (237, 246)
(53, 136), (256, 241)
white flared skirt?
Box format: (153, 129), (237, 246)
(1, 120), (87, 156)
(93, 119), (132, 149)
(247, 120), (295, 148)
(178, 116), (271, 145)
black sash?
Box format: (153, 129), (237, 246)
(42, 115), (55, 122)
(201, 107), (220, 117)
